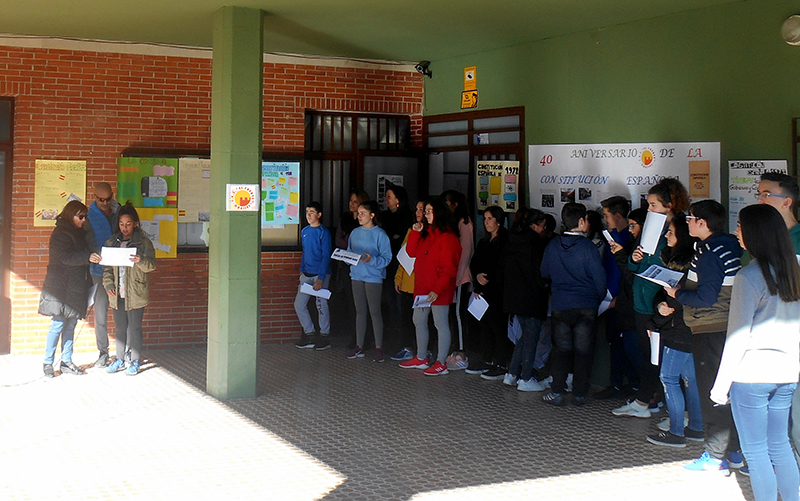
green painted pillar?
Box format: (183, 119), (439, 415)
(207, 6), (263, 399)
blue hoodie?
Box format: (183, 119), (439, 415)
(541, 233), (607, 312)
(86, 200), (120, 277)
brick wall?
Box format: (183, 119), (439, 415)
(0, 41), (423, 354)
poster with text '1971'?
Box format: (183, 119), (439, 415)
(528, 142), (720, 227)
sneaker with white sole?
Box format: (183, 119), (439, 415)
(346, 346), (364, 359)
(612, 400), (651, 418)
(517, 377), (549, 392)
(647, 431), (686, 448)
(106, 358), (126, 373)
(390, 348), (413, 361)
(684, 452), (728, 472)
(657, 415), (690, 432)
(399, 356), (430, 369)
(503, 373), (518, 386)
(423, 361), (449, 376)
(727, 451), (744, 469)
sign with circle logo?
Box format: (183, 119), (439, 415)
(227, 184), (259, 211)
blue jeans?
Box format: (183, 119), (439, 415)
(731, 382), (799, 501)
(43, 315), (78, 364)
(508, 316), (542, 380)
(659, 347), (702, 437)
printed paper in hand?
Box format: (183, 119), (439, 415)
(300, 283), (332, 300)
(412, 295), (434, 308)
(602, 229), (614, 243)
(597, 290), (613, 316)
(650, 331), (661, 365)
(467, 293), (489, 320)
(100, 247), (136, 267)
(635, 264), (684, 288)
(639, 212), (667, 255)
(331, 248), (362, 266)
(397, 243), (415, 275)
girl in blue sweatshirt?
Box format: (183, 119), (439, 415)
(346, 200), (392, 362)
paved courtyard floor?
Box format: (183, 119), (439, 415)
(1, 341), (757, 500)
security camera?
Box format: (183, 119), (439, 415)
(415, 61), (432, 78)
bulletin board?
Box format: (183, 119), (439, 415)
(118, 157), (179, 208)
(33, 159), (87, 227)
(136, 208), (178, 259)
(728, 160), (787, 232)
(476, 160), (519, 212)
(261, 161), (300, 227)
(178, 157), (211, 223)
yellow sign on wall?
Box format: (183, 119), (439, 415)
(136, 207), (178, 259)
(464, 66), (476, 91)
(461, 90), (478, 109)
(33, 159), (87, 227)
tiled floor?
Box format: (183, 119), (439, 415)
(1, 339), (757, 500)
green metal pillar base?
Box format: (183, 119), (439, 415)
(207, 6), (263, 400)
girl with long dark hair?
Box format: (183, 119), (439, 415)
(711, 204), (800, 501)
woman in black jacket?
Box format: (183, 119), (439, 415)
(39, 200), (102, 377)
(466, 205), (509, 379)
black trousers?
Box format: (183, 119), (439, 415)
(551, 308), (597, 398)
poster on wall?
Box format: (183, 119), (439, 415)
(178, 158), (211, 223)
(117, 157), (179, 208)
(728, 160), (787, 232)
(261, 161), (300, 227)
(476, 160), (520, 213)
(528, 142), (720, 227)
(33, 160), (87, 227)
(377, 175), (403, 207)
(137, 208), (178, 259)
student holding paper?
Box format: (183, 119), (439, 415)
(468, 205), (510, 380)
(615, 178), (689, 418)
(346, 200), (392, 362)
(665, 200), (743, 471)
(644, 213), (704, 448)
(391, 200), (426, 361)
(399, 198), (461, 376)
(294, 202), (333, 351)
(103, 203), (156, 376)
(39, 201), (103, 377)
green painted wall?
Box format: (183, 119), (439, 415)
(424, 0), (800, 184)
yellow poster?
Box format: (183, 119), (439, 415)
(33, 159), (87, 227)
(177, 157), (211, 223)
(476, 160), (520, 212)
(136, 208), (178, 259)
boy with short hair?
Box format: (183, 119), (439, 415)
(540, 203), (607, 406)
(666, 200), (743, 470)
(294, 202), (333, 350)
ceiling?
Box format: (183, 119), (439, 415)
(0, 0), (743, 62)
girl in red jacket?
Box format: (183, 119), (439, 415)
(399, 198), (462, 376)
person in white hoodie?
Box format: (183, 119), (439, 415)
(711, 204), (800, 501)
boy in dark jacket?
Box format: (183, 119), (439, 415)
(666, 200), (743, 471)
(540, 203), (607, 406)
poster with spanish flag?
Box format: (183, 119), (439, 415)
(33, 159), (87, 227)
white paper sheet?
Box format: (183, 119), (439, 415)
(639, 211), (667, 255)
(597, 290), (613, 315)
(650, 331), (661, 365)
(397, 243), (415, 275)
(100, 246), (136, 267)
(635, 264), (684, 288)
(412, 295), (433, 308)
(300, 282), (332, 300)
(467, 293), (489, 320)
(331, 248), (362, 266)
(602, 229), (614, 242)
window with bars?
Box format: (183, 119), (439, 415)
(303, 111), (411, 227)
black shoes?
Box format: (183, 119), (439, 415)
(94, 351), (109, 368)
(314, 336), (331, 351)
(542, 391), (566, 407)
(43, 363), (54, 378)
(60, 361), (85, 375)
(295, 332), (315, 349)
(480, 365), (507, 381)
(593, 385), (623, 400)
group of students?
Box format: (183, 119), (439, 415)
(40, 183), (156, 377)
(293, 174), (800, 501)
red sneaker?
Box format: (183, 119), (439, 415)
(399, 356), (430, 369)
(423, 360), (449, 376)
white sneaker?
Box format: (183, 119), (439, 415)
(565, 373), (574, 392)
(503, 373), (518, 386)
(658, 414), (690, 432)
(612, 400), (651, 418)
(517, 377), (549, 392)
